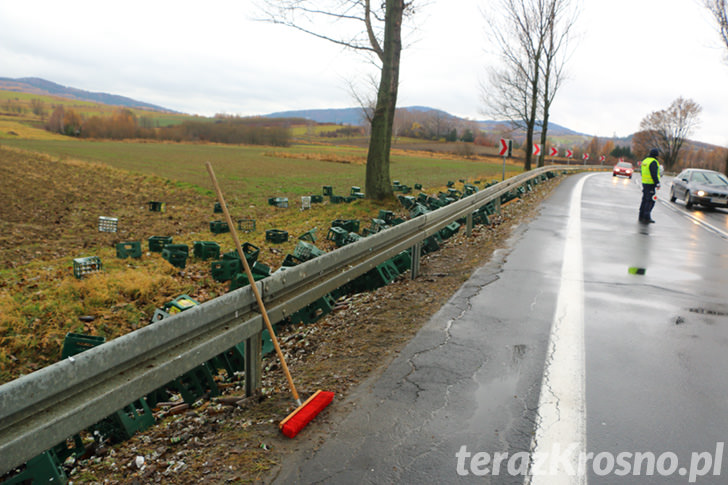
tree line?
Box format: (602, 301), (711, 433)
(44, 107), (293, 146)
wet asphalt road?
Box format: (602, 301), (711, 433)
(269, 172), (728, 484)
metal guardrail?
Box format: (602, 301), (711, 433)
(0, 165), (596, 474)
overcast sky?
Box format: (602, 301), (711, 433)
(1, 0), (727, 147)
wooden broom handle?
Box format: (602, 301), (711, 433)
(205, 162), (300, 403)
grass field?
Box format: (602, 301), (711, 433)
(0, 135), (526, 384)
(0, 138), (522, 207)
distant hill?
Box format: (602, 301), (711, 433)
(265, 105), (588, 139)
(266, 107), (367, 125)
(0, 77), (175, 112)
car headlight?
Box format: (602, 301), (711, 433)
(697, 190), (706, 197)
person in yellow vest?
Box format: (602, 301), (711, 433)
(639, 148), (661, 223)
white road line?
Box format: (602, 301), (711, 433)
(658, 198), (728, 240)
(527, 174), (592, 485)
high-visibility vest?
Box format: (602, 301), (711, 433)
(641, 157), (660, 184)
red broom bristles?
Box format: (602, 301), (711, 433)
(280, 390), (335, 438)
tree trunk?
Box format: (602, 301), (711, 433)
(365, 1), (403, 200)
(524, 52), (541, 171)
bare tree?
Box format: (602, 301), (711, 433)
(482, 0), (575, 171)
(537, 0), (576, 167)
(704, 0), (728, 59)
(636, 97), (702, 171)
(258, 1), (413, 200)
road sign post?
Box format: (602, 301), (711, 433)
(499, 139), (512, 181)
(550, 146), (558, 165)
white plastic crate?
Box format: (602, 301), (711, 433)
(98, 216), (118, 233)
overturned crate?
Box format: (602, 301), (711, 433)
(293, 241), (325, 262)
(268, 197), (289, 208)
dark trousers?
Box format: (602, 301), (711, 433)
(639, 184), (656, 221)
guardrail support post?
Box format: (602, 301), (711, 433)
(411, 242), (421, 279)
(244, 330), (262, 396)
(466, 213), (473, 237)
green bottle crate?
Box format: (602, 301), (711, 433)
(116, 241), (142, 259)
(211, 258), (242, 282)
(322, 185), (333, 196)
(172, 363), (220, 404)
(329, 195), (345, 204)
(293, 241), (325, 261)
(148, 235), (172, 252)
(265, 229), (288, 243)
(438, 221), (461, 240)
(61, 332), (105, 359)
(391, 250), (412, 274)
(326, 226), (349, 247)
(162, 246), (188, 269)
(229, 268), (269, 291)
(209, 220), (230, 234)
(193, 241), (220, 260)
(398, 195), (416, 209)
(148, 201), (166, 212)
(237, 218), (256, 232)
(331, 219), (360, 233)
(298, 227), (317, 243)
(214, 202), (223, 213)
(289, 294), (336, 325)
(72, 256), (102, 279)
(3, 449), (67, 485)
(92, 398), (155, 444)
(163, 294), (199, 314)
(310, 194), (324, 203)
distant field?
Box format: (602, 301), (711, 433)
(0, 89), (190, 126)
(0, 138), (521, 208)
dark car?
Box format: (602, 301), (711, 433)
(613, 161), (634, 178)
(670, 169), (728, 209)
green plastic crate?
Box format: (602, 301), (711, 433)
(116, 241), (142, 259)
(172, 363), (220, 404)
(148, 235), (172, 252)
(293, 241), (325, 261)
(3, 449), (67, 485)
(438, 221), (461, 240)
(298, 227), (318, 243)
(326, 226), (349, 247)
(72, 256), (102, 278)
(322, 185), (333, 196)
(148, 201), (166, 212)
(265, 229), (288, 243)
(211, 258), (242, 282)
(162, 245), (188, 269)
(331, 219), (360, 233)
(193, 241), (220, 260)
(92, 398), (155, 444)
(163, 294), (199, 314)
(237, 218), (256, 232)
(210, 220), (230, 234)
(61, 332), (105, 359)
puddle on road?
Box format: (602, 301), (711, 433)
(470, 345), (526, 425)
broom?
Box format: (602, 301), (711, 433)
(205, 162), (333, 438)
